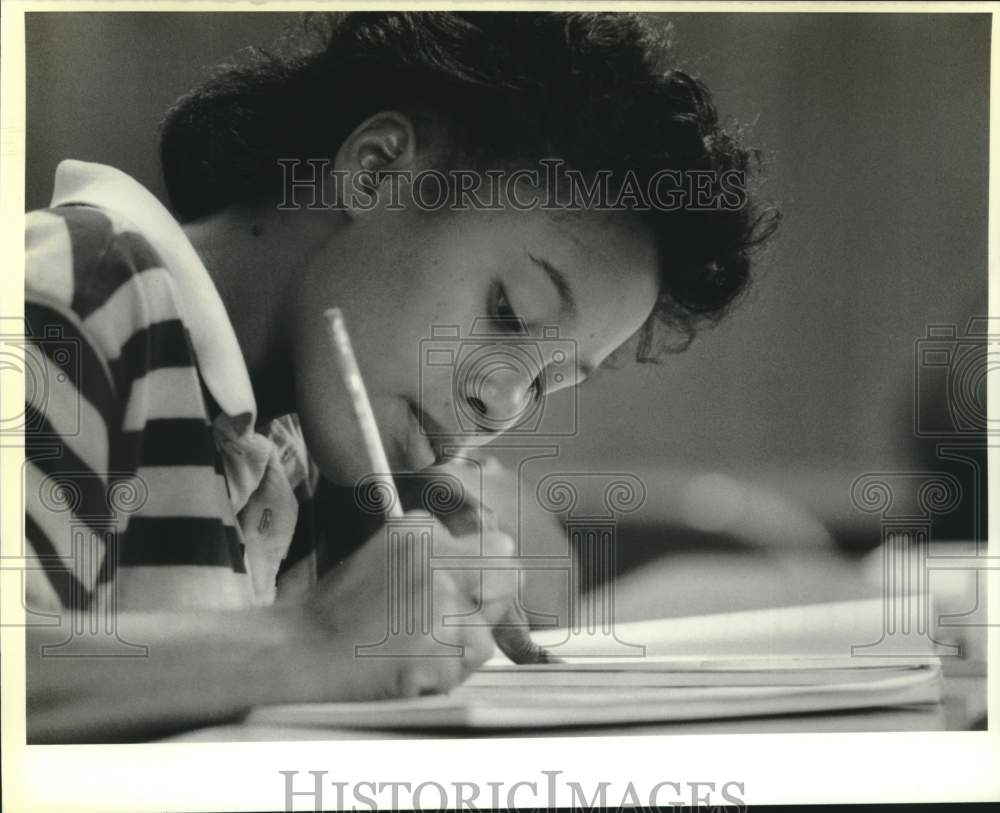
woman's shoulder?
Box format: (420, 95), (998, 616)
(26, 203), (189, 367)
(27, 203), (171, 311)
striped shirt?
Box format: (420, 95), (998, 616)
(24, 160), (316, 613)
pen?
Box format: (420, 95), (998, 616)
(323, 307), (556, 665)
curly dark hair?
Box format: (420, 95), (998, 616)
(160, 12), (779, 356)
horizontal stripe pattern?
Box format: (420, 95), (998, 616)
(119, 518), (246, 570)
(83, 265), (181, 363)
(131, 466), (232, 519)
(117, 418), (222, 471)
(122, 366), (209, 430)
(107, 319), (197, 404)
(24, 202), (255, 610)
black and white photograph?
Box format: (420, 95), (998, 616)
(1, 3), (998, 810)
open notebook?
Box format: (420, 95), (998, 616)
(247, 656), (942, 730)
(246, 598), (944, 731)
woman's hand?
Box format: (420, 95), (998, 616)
(26, 510), (524, 742)
(296, 511), (518, 699)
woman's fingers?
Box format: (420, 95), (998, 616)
(434, 530), (520, 623)
(432, 529), (555, 664)
(310, 512), (549, 700)
(395, 576), (497, 696)
(492, 603), (561, 664)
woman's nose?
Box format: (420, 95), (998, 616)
(464, 363), (540, 433)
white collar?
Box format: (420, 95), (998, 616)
(50, 159), (257, 425)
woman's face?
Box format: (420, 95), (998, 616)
(290, 201), (659, 484)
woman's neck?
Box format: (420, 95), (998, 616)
(181, 205), (307, 424)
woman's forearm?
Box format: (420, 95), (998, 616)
(26, 605), (325, 743)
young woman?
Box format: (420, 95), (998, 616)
(24, 11), (776, 741)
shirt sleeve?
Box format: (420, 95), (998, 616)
(23, 207), (121, 612)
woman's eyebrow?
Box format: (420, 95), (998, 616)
(527, 252), (577, 318)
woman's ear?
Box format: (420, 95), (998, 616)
(332, 111), (417, 218)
